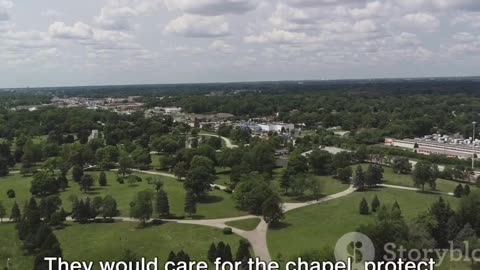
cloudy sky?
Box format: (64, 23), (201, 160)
(1, 0), (480, 88)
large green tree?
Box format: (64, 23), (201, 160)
(129, 190), (153, 226)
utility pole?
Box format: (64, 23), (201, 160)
(473, 121), (477, 170)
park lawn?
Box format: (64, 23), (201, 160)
(316, 175), (350, 197)
(272, 174), (350, 203)
(267, 187), (460, 261)
(226, 218), (261, 231)
(0, 171), (246, 219)
(0, 173), (33, 210)
(55, 222), (243, 264)
(372, 165), (476, 193)
(0, 222), (242, 268)
(31, 135), (48, 145)
(150, 154), (163, 169)
(215, 167), (231, 175)
(215, 173), (230, 186)
(0, 224), (33, 270)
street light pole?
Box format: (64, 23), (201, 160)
(473, 121), (477, 170)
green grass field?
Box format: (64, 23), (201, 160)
(215, 173), (230, 186)
(56, 222), (242, 263)
(369, 164), (476, 193)
(0, 224), (33, 270)
(225, 218), (261, 231)
(150, 154), (163, 169)
(0, 221), (243, 269)
(270, 169), (350, 203)
(0, 171), (246, 219)
(267, 187), (460, 261)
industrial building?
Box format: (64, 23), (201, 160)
(385, 138), (479, 159)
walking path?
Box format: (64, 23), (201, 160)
(199, 133), (238, 149)
(379, 183), (454, 196)
(130, 169), (229, 190)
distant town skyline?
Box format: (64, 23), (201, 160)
(1, 0), (480, 88)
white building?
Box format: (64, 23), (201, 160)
(258, 123), (295, 133)
(88, 130), (99, 142)
(162, 107), (182, 114)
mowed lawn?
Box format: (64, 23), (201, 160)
(368, 164), (477, 193)
(0, 224), (33, 270)
(0, 171), (246, 219)
(0, 222), (243, 268)
(56, 222), (242, 263)
(226, 218), (261, 231)
(267, 187), (460, 261)
(270, 170), (350, 203)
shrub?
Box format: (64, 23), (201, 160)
(371, 195), (380, 212)
(6, 189), (15, 198)
(454, 184), (464, 198)
(117, 177), (125, 184)
(464, 185), (471, 196)
(359, 198), (369, 215)
(99, 172), (107, 186)
(223, 227), (233, 235)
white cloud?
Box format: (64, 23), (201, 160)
(95, 6), (137, 30)
(397, 0), (480, 11)
(269, 4), (315, 30)
(170, 46), (204, 56)
(41, 9), (65, 19)
(413, 46), (433, 59)
(209, 40), (234, 53)
(49, 21), (94, 39)
(446, 32), (480, 56)
(451, 13), (480, 28)
(453, 32), (477, 42)
(164, 0), (257, 16)
(0, 0), (13, 21)
(0, 9), (8, 21)
(393, 32), (420, 47)
(349, 1), (388, 20)
(353, 19), (378, 33)
(244, 29), (314, 44)
(285, 0), (359, 8)
(3, 0), (480, 86)
(233, 56), (256, 67)
(94, 0), (161, 30)
(402, 13), (440, 32)
(164, 15), (230, 37)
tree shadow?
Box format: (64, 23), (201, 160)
(293, 194), (327, 202)
(216, 171), (231, 176)
(188, 214), (206, 219)
(269, 222), (291, 230)
(52, 223), (72, 231)
(198, 195), (224, 204)
(143, 219), (168, 228)
(84, 190), (101, 196)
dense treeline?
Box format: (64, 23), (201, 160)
(0, 93), (50, 107)
(154, 93), (479, 140)
(8, 77), (480, 97)
(4, 79), (480, 143)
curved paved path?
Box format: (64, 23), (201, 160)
(379, 184), (454, 196)
(199, 133), (238, 149)
(131, 169), (229, 190)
